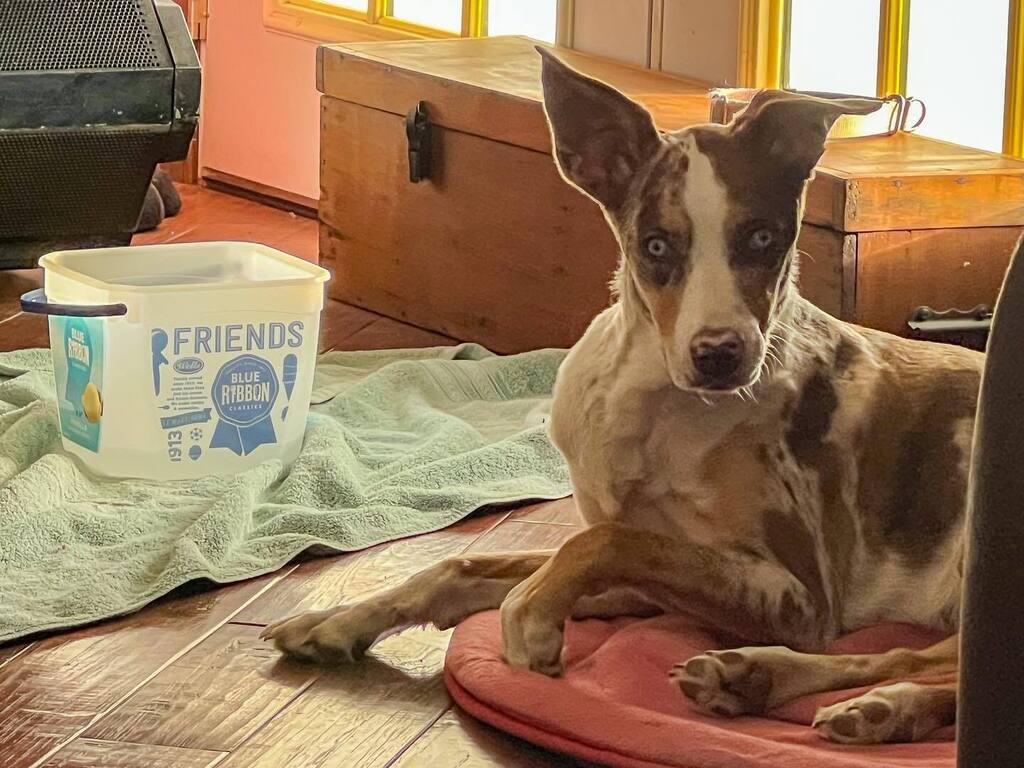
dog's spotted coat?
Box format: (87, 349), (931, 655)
(263, 49), (988, 744)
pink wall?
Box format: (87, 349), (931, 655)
(200, 0), (322, 201)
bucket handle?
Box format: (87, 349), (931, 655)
(20, 288), (128, 318)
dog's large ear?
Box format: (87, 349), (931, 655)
(537, 47), (661, 211)
(733, 90), (883, 183)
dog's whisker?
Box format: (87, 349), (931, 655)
(772, 320), (799, 335)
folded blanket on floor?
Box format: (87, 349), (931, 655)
(445, 612), (955, 768)
(0, 344), (571, 643)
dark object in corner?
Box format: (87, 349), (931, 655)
(0, 0), (200, 269)
(957, 236), (1024, 766)
(906, 305), (992, 351)
(135, 184), (166, 234)
(151, 167), (182, 217)
(134, 169), (182, 233)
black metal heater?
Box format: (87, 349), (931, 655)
(0, 0), (201, 269)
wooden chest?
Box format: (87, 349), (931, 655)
(317, 36), (1024, 352)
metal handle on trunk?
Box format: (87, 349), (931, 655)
(406, 101), (433, 183)
(906, 304), (992, 351)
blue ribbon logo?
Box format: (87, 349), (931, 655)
(209, 355), (280, 456)
(64, 318), (93, 411)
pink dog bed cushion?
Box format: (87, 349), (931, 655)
(444, 612), (955, 768)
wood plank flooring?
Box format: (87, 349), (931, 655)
(0, 185), (584, 767)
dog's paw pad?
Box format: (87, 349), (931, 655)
(814, 691), (905, 744)
(672, 649), (773, 716)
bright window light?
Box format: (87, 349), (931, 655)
(316, 0), (366, 10)
(391, 0), (462, 32)
(788, 0), (880, 96)
(488, 0), (557, 43)
(906, 0), (1009, 151)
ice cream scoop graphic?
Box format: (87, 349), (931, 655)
(151, 329), (169, 396)
(82, 383), (103, 423)
(281, 353), (297, 420)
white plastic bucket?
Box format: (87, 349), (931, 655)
(23, 242), (330, 480)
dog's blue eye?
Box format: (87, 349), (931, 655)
(645, 237), (668, 258)
(749, 229), (774, 250)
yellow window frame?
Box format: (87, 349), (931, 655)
(737, 0), (789, 91)
(738, 0), (1024, 157)
(265, 0), (573, 44)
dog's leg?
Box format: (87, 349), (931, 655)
(263, 551), (551, 664)
(499, 523), (835, 677)
(572, 588), (664, 620)
(814, 679), (957, 744)
(677, 633), (958, 719)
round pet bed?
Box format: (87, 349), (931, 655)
(444, 611), (955, 768)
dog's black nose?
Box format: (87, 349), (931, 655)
(690, 330), (745, 384)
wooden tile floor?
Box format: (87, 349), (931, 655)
(0, 186), (586, 767)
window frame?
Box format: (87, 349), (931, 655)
(264, 0), (572, 45)
(738, 0), (1024, 156)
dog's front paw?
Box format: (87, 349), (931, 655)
(499, 586), (565, 676)
(260, 605), (379, 665)
(672, 649), (774, 717)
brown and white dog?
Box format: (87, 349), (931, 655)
(263, 50), (990, 745)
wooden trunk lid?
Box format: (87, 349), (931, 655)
(317, 35), (713, 154)
(319, 35), (1024, 233)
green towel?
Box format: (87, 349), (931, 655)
(0, 344), (571, 643)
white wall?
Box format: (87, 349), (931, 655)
(572, 0), (652, 66)
(572, 0), (740, 85)
(660, 0), (741, 85)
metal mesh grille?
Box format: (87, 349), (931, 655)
(0, 131), (159, 238)
(0, 0), (163, 71)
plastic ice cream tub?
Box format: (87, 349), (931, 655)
(21, 242), (330, 480)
